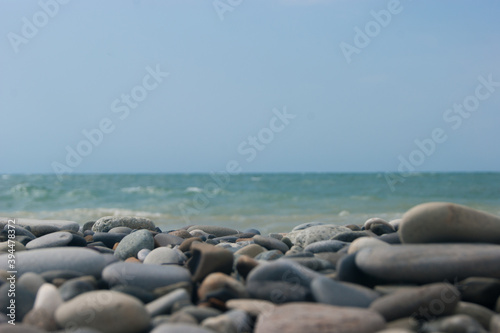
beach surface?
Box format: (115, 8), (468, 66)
(1, 202), (500, 332)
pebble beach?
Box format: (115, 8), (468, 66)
(1, 201), (500, 333)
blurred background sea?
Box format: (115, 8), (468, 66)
(1, 173), (499, 233)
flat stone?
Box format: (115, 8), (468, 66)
(114, 229), (154, 260)
(399, 202), (500, 244)
(254, 302), (385, 333)
(198, 272), (248, 302)
(154, 233), (184, 247)
(3, 225), (35, 240)
(178, 305), (222, 322)
(59, 279), (95, 301)
(108, 226), (132, 234)
(247, 258), (320, 287)
(453, 301), (496, 330)
(151, 323), (215, 333)
(111, 285), (156, 303)
(235, 255), (259, 279)
(286, 225), (351, 247)
(348, 237), (390, 254)
(226, 299), (275, 317)
(29, 225), (61, 237)
(145, 288), (191, 317)
(92, 216), (156, 233)
(311, 276), (379, 308)
(201, 309), (251, 333)
(234, 244), (266, 257)
(331, 230), (372, 242)
(356, 244), (500, 284)
(421, 314), (486, 333)
(254, 249), (283, 261)
(102, 261), (191, 291)
(364, 218), (395, 235)
(304, 240), (348, 253)
(92, 232), (127, 248)
(179, 237), (203, 252)
(187, 225), (239, 237)
(55, 290), (150, 333)
(144, 247), (184, 265)
(370, 283), (460, 322)
(0, 217), (80, 233)
(253, 235), (289, 253)
(168, 229), (192, 239)
(0, 248), (106, 277)
(25, 231), (74, 250)
(458, 277), (500, 309)
(336, 252), (382, 287)
(186, 242), (234, 282)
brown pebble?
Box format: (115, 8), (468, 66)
(179, 237), (203, 252)
(169, 229), (192, 239)
(112, 242), (120, 250)
(236, 255), (259, 279)
(125, 257), (142, 263)
(84, 235), (93, 242)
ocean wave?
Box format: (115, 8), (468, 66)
(185, 187), (203, 193)
(9, 183), (49, 199)
(120, 186), (168, 195)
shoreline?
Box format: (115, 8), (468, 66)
(1, 202), (500, 332)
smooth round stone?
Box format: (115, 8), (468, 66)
(304, 240), (348, 253)
(0, 284), (36, 321)
(370, 283), (460, 322)
(187, 225), (239, 237)
(356, 244), (500, 284)
(102, 262), (191, 291)
(331, 230), (372, 242)
(111, 285), (156, 304)
(286, 225), (351, 247)
(144, 247), (183, 265)
(0, 248), (106, 277)
(247, 258), (320, 287)
(151, 323), (215, 333)
(168, 229), (192, 239)
(336, 252), (381, 287)
(254, 302), (385, 333)
(33, 283), (62, 315)
(399, 202), (500, 244)
(198, 272), (248, 302)
(55, 290), (150, 333)
(31, 225), (62, 238)
(348, 237), (390, 254)
(0, 217), (80, 232)
(377, 232), (401, 244)
(179, 237), (203, 252)
(17, 272), (45, 295)
(92, 232), (127, 248)
(235, 255), (259, 279)
(254, 250), (283, 261)
(243, 228), (260, 235)
(421, 314), (486, 333)
(82, 221), (95, 232)
(25, 232), (74, 250)
(109, 226), (132, 234)
(453, 301), (496, 330)
(247, 280), (312, 304)
(253, 235), (289, 253)
(285, 257), (334, 271)
(0, 240), (25, 253)
(146, 288), (191, 316)
(177, 305), (222, 322)
(137, 248), (151, 262)
(114, 229), (154, 260)
(3, 225), (35, 240)
(364, 218), (395, 235)
(234, 243), (266, 258)
(292, 222), (325, 231)
(201, 309), (251, 333)
(226, 299), (275, 317)
(92, 216), (156, 233)
(186, 242), (234, 282)
(311, 276), (379, 308)
(458, 277), (500, 309)
(154, 233), (184, 247)
(59, 279), (95, 301)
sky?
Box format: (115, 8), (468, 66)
(1, 0), (499, 174)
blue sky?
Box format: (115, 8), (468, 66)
(1, 0), (499, 174)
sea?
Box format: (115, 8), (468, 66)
(1, 173), (499, 233)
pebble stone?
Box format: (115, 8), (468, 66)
(25, 231), (74, 250)
(254, 303), (386, 333)
(55, 290), (150, 333)
(114, 229), (155, 260)
(92, 216), (156, 232)
(399, 202), (500, 244)
(286, 225), (351, 247)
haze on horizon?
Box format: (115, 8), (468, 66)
(1, 0), (499, 175)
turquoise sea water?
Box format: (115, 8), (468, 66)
(1, 173), (499, 233)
